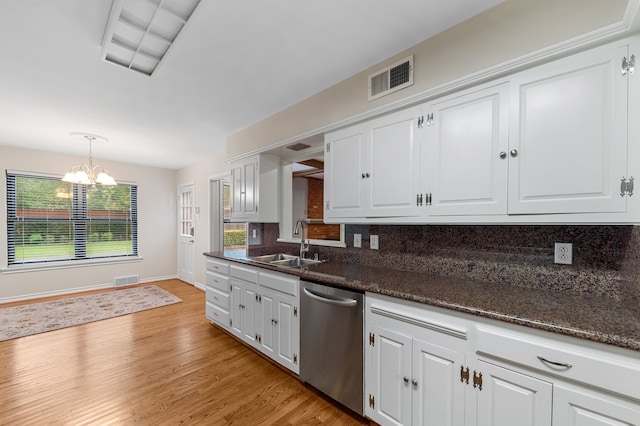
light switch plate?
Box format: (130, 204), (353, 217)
(354, 233), (362, 248)
(370, 235), (379, 250)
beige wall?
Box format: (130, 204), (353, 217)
(227, 0), (630, 158)
(0, 145), (178, 301)
(176, 143), (229, 289)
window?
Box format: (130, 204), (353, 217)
(6, 171), (137, 265)
(222, 181), (246, 258)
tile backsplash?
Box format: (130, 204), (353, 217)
(252, 223), (640, 303)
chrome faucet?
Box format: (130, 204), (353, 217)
(294, 219), (310, 259)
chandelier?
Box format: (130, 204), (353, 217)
(62, 133), (116, 186)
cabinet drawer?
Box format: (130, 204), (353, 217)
(206, 258), (229, 275)
(230, 264), (258, 283)
(206, 301), (229, 326)
(206, 271), (230, 292)
(259, 270), (298, 296)
(206, 287), (230, 310)
(477, 325), (640, 400)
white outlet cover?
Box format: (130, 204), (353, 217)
(354, 233), (362, 248)
(554, 242), (573, 264)
(370, 235), (379, 250)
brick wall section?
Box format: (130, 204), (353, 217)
(306, 178), (340, 240)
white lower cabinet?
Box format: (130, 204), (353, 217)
(365, 293), (640, 426)
(366, 294), (469, 426)
(258, 286), (299, 373)
(205, 258), (231, 329)
(476, 360), (552, 426)
(230, 276), (259, 346)
(206, 260), (300, 374)
(553, 383), (640, 426)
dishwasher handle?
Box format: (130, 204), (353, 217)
(303, 287), (358, 307)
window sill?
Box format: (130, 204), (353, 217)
(277, 237), (346, 248)
(1, 256), (144, 274)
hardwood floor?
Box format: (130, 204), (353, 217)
(0, 279), (369, 425)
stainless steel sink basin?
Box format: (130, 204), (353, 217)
(249, 253), (323, 268)
(249, 253), (298, 263)
(269, 258), (323, 268)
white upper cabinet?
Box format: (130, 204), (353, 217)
(324, 123), (366, 218)
(230, 154), (281, 222)
(322, 38), (637, 223)
(508, 43), (629, 215)
(324, 107), (421, 220)
(422, 82), (510, 216)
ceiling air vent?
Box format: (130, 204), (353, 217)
(368, 55), (414, 101)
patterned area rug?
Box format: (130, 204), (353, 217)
(0, 285), (182, 342)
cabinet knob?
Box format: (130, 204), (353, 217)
(412, 379), (418, 387)
(403, 376), (409, 383)
(366, 172), (370, 178)
(361, 173), (366, 179)
(510, 149), (518, 157)
(499, 151), (507, 159)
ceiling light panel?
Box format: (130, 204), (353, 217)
(101, 0), (201, 76)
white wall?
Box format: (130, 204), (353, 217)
(227, 0), (630, 157)
(176, 143), (228, 289)
(0, 145), (177, 301)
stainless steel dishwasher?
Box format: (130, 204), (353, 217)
(300, 281), (364, 416)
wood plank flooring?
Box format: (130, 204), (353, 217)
(0, 279), (370, 425)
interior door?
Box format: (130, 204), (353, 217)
(178, 183), (195, 284)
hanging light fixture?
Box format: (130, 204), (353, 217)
(62, 133), (116, 186)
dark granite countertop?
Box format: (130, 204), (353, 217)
(204, 252), (640, 352)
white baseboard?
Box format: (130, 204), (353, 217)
(0, 282), (114, 305)
(0, 274), (180, 305)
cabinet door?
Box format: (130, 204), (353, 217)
(274, 295), (299, 373)
(508, 44), (628, 214)
(554, 384), (640, 426)
(477, 360), (552, 426)
(367, 325), (412, 426)
(367, 108), (421, 217)
(425, 83), (509, 216)
(230, 279), (243, 336)
(259, 291), (275, 357)
(242, 161), (257, 215)
(324, 124), (366, 218)
(241, 282), (259, 346)
(230, 165), (243, 217)
(230, 279), (259, 345)
(412, 339), (465, 426)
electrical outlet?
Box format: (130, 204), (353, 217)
(554, 243), (573, 265)
(354, 233), (362, 248)
(370, 235), (379, 250)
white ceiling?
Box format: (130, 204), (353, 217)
(0, 0), (504, 169)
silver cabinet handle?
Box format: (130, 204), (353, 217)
(361, 173), (366, 179)
(510, 149), (518, 157)
(499, 151), (507, 159)
(537, 356), (572, 369)
(412, 379), (418, 386)
(365, 172), (370, 178)
(403, 376), (409, 383)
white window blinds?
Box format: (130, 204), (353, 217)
(6, 171), (137, 265)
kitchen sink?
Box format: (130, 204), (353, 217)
(249, 253), (323, 268)
(249, 253), (299, 263)
(269, 258), (323, 268)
